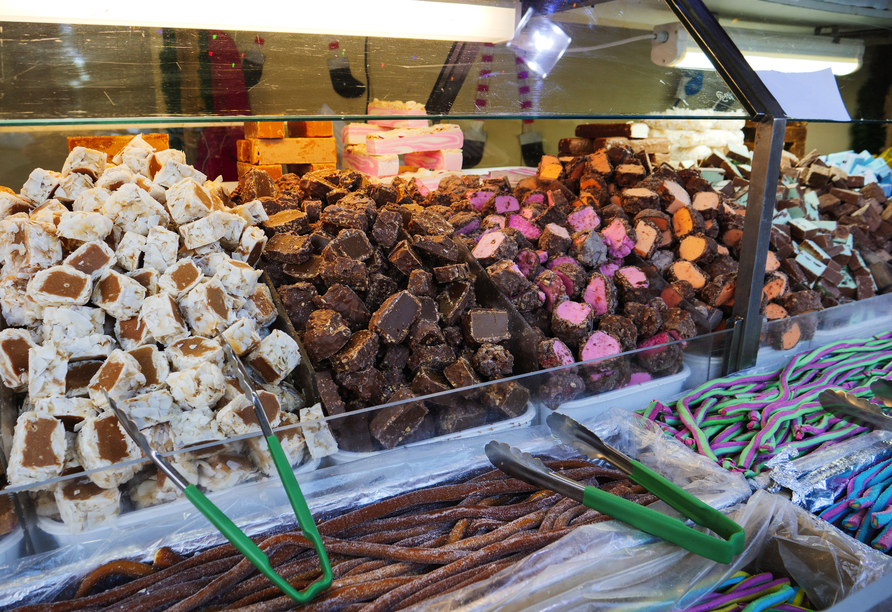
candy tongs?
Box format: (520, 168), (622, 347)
(870, 377), (892, 408)
(819, 387), (892, 431)
(484, 413), (745, 563)
(103, 344), (333, 604)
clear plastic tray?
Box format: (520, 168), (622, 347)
(0, 527), (24, 570)
(537, 364), (691, 422)
(328, 402), (537, 465)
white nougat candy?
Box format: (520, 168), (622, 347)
(216, 389), (282, 437)
(0, 215), (63, 273)
(113, 134), (156, 177)
(221, 318), (261, 356)
(299, 403), (338, 458)
(217, 211), (248, 250)
(101, 183), (170, 236)
(142, 225), (179, 273)
(115, 315), (154, 351)
(214, 257), (261, 298)
(88, 349), (146, 406)
(64, 241), (116, 280)
(7, 411), (66, 485)
(180, 278), (235, 337)
(118, 389), (181, 430)
(165, 336), (224, 371)
(27, 265), (93, 307)
(245, 330), (300, 385)
(42, 306), (104, 344)
(233, 225), (267, 267)
(154, 158), (206, 190)
(169, 407), (225, 449)
(238, 283), (277, 328)
(148, 149), (186, 179)
(197, 449), (257, 492)
(58, 334), (116, 361)
(157, 259), (203, 298)
(134, 174), (166, 204)
(247, 412), (306, 475)
(0, 192), (32, 218)
(140, 293), (190, 345)
(166, 178), (214, 226)
(234, 200), (269, 225)
(21, 168), (61, 205)
(193, 251), (229, 277)
(72, 188), (110, 214)
(94, 164), (136, 192)
(0, 276), (44, 327)
(92, 268), (146, 320)
(55, 476), (121, 532)
(54, 173), (94, 204)
(126, 344), (169, 389)
(32, 397), (98, 430)
(76, 411), (142, 489)
(127, 268), (160, 296)
(0, 328), (35, 391)
(62, 147), (108, 180)
(262, 382), (305, 413)
(28, 345), (68, 399)
(166, 362), (226, 410)
(115, 231), (146, 272)
(57, 211), (113, 243)
(204, 178), (231, 208)
(179, 210), (227, 250)
(30, 200), (68, 231)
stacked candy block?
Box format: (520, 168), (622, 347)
(341, 99), (464, 178)
(237, 121), (336, 180)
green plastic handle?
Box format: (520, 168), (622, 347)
(581, 459), (744, 564)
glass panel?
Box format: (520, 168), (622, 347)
(0, 0), (746, 125)
(702, 0), (892, 124)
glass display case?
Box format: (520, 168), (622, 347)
(1, 0), (892, 608)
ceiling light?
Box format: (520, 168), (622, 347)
(652, 23), (864, 76)
(3, 1), (520, 43)
(508, 9), (571, 78)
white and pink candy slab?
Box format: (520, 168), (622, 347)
(366, 125), (463, 156)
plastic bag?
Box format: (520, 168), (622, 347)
(0, 409), (749, 608)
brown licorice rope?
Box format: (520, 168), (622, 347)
(9, 459), (657, 612)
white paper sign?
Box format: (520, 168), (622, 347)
(755, 69), (851, 121)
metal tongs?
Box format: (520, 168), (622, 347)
(484, 413), (745, 563)
(819, 377), (892, 430)
(103, 341), (333, 604)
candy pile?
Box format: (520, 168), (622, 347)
(258, 168), (531, 453)
(6, 458), (657, 612)
(688, 571), (814, 612)
(0, 136), (326, 530)
(342, 99), (463, 178)
(641, 333), (892, 476)
(818, 455), (892, 553)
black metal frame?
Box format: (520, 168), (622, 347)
(425, 42), (483, 117)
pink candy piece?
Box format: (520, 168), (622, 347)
(537, 275), (565, 312)
(507, 214), (542, 240)
(469, 191), (494, 212)
(546, 255), (577, 270)
(515, 251), (540, 278)
(583, 275), (610, 315)
(629, 371), (653, 385)
(493, 195), (520, 214)
(472, 231), (506, 259)
(567, 207), (601, 233)
(537, 251), (549, 264)
(482, 215), (506, 230)
(553, 270), (574, 296)
(545, 222), (570, 240)
(601, 218), (635, 258)
(519, 208), (537, 221)
(403, 149), (462, 171)
(661, 180), (691, 212)
(525, 192), (546, 206)
(341, 123), (390, 145)
(366, 125), (463, 155)
(580, 331), (621, 361)
(555, 301), (592, 325)
(342, 148), (398, 178)
(550, 339), (576, 366)
(616, 266), (648, 288)
(454, 217), (481, 235)
(599, 261), (620, 278)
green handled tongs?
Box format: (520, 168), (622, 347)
(483, 413), (745, 563)
(103, 342), (333, 603)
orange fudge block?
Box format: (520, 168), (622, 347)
(236, 138), (336, 165)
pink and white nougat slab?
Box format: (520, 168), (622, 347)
(341, 123), (390, 145)
(366, 125), (463, 155)
(367, 99), (429, 128)
(342, 145), (399, 178)
(403, 149), (463, 171)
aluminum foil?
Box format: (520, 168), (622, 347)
(767, 430), (892, 513)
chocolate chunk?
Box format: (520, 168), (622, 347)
(369, 388), (428, 449)
(366, 274), (399, 311)
(433, 264), (472, 284)
(487, 260), (531, 296)
(321, 256), (368, 291)
(380, 345), (411, 371)
(324, 229), (373, 262)
(473, 343), (514, 379)
(437, 281), (474, 326)
(321, 205), (368, 233)
(262, 210), (309, 236)
(481, 381), (530, 418)
(303, 309), (352, 361)
(412, 235), (460, 262)
(303, 200), (322, 223)
(371, 209), (402, 249)
(336, 367), (385, 403)
(598, 314), (638, 351)
(263, 233), (313, 264)
(443, 356), (482, 392)
(312, 283), (369, 331)
(538, 370), (585, 410)
(443, 325), (463, 347)
(436, 404), (488, 435)
(388, 240), (424, 277)
(407, 270), (435, 297)
(369, 290), (421, 344)
(408, 344), (456, 372)
(462, 308), (510, 345)
(705, 254), (738, 279)
(330, 329), (379, 373)
(283, 255), (325, 282)
(623, 302), (662, 338)
(330, 412), (376, 453)
(411, 367), (455, 406)
(277, 283), (318, 330)
(260, 196), (300, 217)
(316, 371), (346, 416)
(409, 209), (453, 236)
(240, 168), (278, 200)
(408, 319), (445, 349)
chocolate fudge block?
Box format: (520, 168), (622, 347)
(437, 281), (474, 326)
(388, 240), (424, 277)
(408, 344), (456, 372)
(324, 229), (374, 262)
(370, 291), (421, 344)
(330, 330), (379, 374)
(321, 257), (368, 291)
(433, 264), (472, 284)
(412, 235), (460, 262)
(262, 210), (309, 236)
(436, 404), (488, 435)
(462, 308), (510, 345)
(303, 309), (352, 361)
(369, 388), (428, 449)
(263, 233), (313, 264)
(407, 270), (435, 297)
(409, 210), (453, 236)
(336, 367), (384, 403)
(481, 381), (530, 418)
(314, 283), (370, 331)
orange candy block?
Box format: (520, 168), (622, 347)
(66, 134), (169, 156)
(237, 138), (336, 165)
(237, 162), (283, 180)
(244, 121), (286, 139)
(288, 121), (334, 138)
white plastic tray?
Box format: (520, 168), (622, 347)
(328, 401), (537, 465)
(537, 364), (691, 422)
(35, 458), (321, 550)
(682, 353), (724, 390)
(0, 527), (24, 569)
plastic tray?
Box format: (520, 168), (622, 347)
(34, 458), (321, 550)
(0, 527), (24, 570)
(813, 313), (892, 345)
(683, 353), (724, 391)
(328, 401), (537, 465)
(537, 364), (691, 422)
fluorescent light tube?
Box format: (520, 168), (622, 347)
(3, 1), (519, 43)
(652, 23), (864, 76)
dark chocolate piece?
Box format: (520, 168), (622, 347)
(412, 235), (460, 262)
(277, 282), (318, 330)
(481, 381), (530, 418)
(316, 371), (346, 416)
(262, 233), (313, 264)
(336, 367), (385, 403)
(473, 343), (514, 379)
(369, 290), (421, 345)
(321, 256), (368, 292)
(303, 309), (352, 361)
(462, 308), (510, 345)
(371, 209), (402, 248)
(369, 388), (428, 449)
(433, 264), (472, 284)
(330, 329), (379, 373)
(388, 240), (424, 277)
(437, 281), (474, 326)
(313, 283), (370, 331)
(324, 229), (373, 262)
(408, 344), (456, 372)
